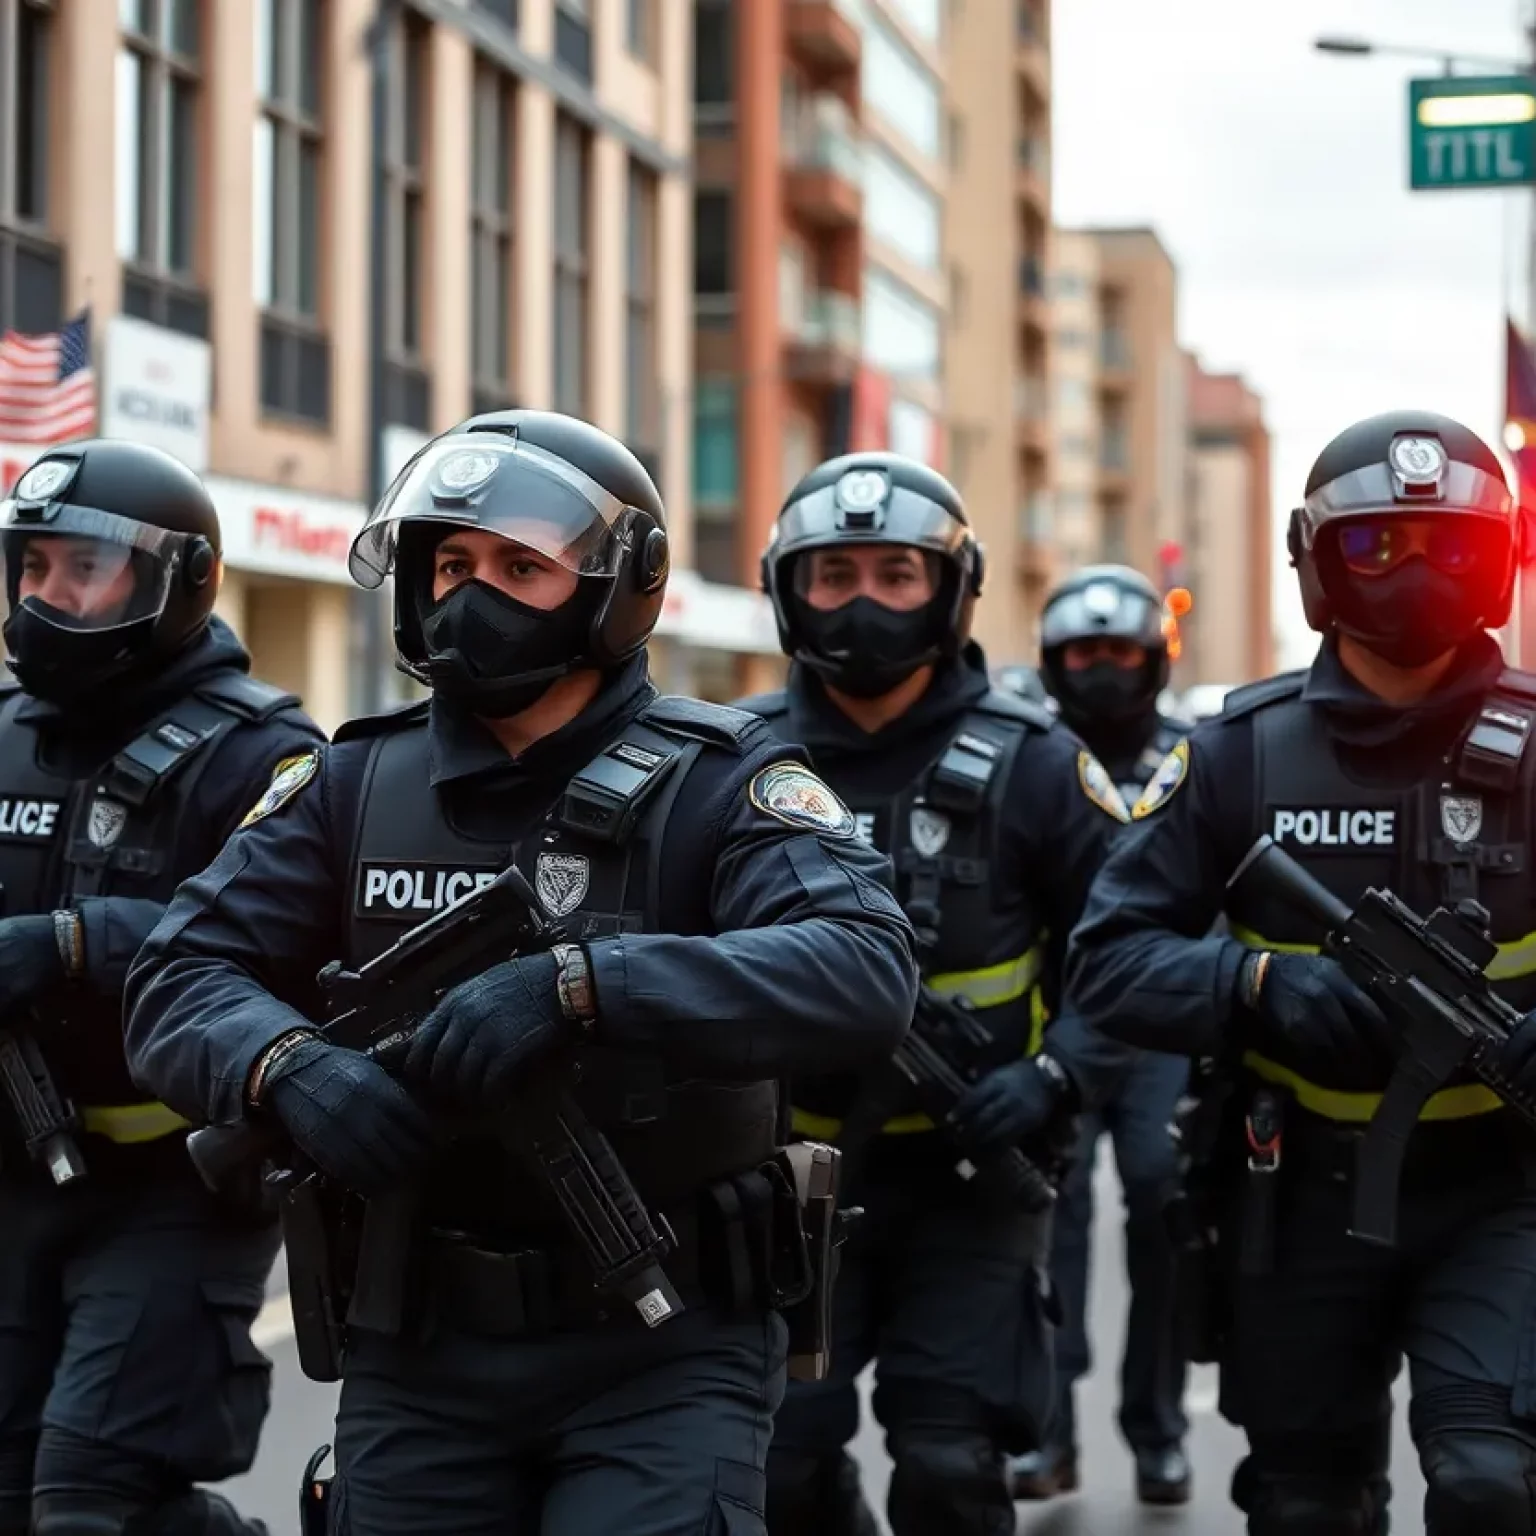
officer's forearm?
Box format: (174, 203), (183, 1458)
(75, 897), (168, 997)
(124, 954), (313, 1126)
(1040, 1009), (1135, 1113)
(584, 919), (918, 1076)
(1065, 928), (1245, 1057)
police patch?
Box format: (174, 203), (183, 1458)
(87, 797), (128, 850)
(748, 761), (857, 838)
(238, 751), (320, 829)
(1440, 793), (1482, 844)
(535, 852), (590, 919)
(1077, 751), (1131, 823)
(1131, 739), (1190, 821)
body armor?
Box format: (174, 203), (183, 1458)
(0, 672), (298, 1130)
(334, 694), (781, 1234)
(1224, 668), (1536, 1121)
(746, 688), (1052, 1137)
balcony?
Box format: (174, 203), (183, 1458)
(1016, 493), (1055, 581)
(1099, 328), (1132, 378)
(1099, 428), (1131, 486)
(784, 289), (861, 384)
(1014, 374), (1050, 456)
(783, 96), (864, 230)
(1016, 254), (1049, 337)
(1016, 135), (1050, 210)
(786, 0), (862, 77)
(1015, 0), (1049, 99)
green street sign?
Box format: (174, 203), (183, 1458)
(1409, 74), (1536, 190)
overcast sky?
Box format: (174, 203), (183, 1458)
(1052, 0), (1532, 668)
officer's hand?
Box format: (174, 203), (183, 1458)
(1251, 953), (1396, 1081)
(401, 951), (572, 1108)
(0, 913), (65, 1016)
(263, 1036), (435, 1196)
(948, 1059), (1059, 1153)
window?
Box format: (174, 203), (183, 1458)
(863, 147), (940, 270)
(627, 0), (653, 61)
(1, 0), (50, 232)
(1056, 327), (1090, 349)
(471, 0), (517, 24)
(693, 190), (733, 295)
(1056, 378), (1089, 409)
(1054, 270), (1087, 299)
(552, 112), (590, 416)
(863, 267), (940, 379)
(862, 19), (939, 159)
(694, 0), (732, 106)
(693, 378), (737, 508)
(889, 398), (935, 465)
(254, 0), (328, 422)
(625, 160), (658, 457)
(884, 0), (940, 43)
(117, 0), (200, 281)
(553, 0), (591, 84)
(381, 7), (430, 428)
(470, 59), (515, 414)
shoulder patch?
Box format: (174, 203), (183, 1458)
(1131, 739), (1190, 820)
(1217, 671), (1306, 723)
(1077, 750), (1131, 823)
(238, 749), (320, 829)
(748, 760), (857, 838)
(643, 695), (758, 747)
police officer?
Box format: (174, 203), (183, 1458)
(741, 453), (1133, 1536)
(0, 441), (323, 1536)
(1066, 410), (1536, 1534)
(123, 411), (919, 1536)
(1010, 564), (1193, 1504)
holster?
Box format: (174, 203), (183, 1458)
(273, 1169), (352, 1383)
(775, 1141), (852, 1383)
(1239, 1087), (1285, 1278)
(299, 1443), (332, 1536)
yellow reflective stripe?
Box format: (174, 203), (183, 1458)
(1026, 986), (1048, 1057)
(927, 946), (1043, 1009)
(789, 1106), (935, 1138)
(1242, 1051), (1504, 1123)
(1231, 922), (1536, 980)
(79, 1101), (190, 1144)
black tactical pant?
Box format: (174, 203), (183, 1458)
(1218, 1113), (1536, 1535)
(329, 1306), (785, 1534)
(766, 1157), (1053, 1536)
(0, 1156), (279, 1535)
(1048, 1044), (1189, 1456)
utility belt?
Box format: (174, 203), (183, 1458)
(278, 1142), (852, 1384)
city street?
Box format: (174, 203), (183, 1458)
(225, 1153), (1428, 1534)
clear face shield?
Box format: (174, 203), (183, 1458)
(349, 434), (637, 590)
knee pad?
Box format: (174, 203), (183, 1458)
(1421, 1431), (1536, 1536)
(765, 1450), (876, 1536)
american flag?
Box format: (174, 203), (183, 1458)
(0, 310), (96, 446)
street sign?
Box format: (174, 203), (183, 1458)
(1409, 74), (1536, 190)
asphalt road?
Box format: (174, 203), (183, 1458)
(223, 1155), (1429, 1534)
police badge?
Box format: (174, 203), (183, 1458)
(1131, 739), (1191, 821)
(535, 852), (590, 919)
(908, 806), (951, 858)
(1440, 792), (1483, 844)
(86, 797), (128, 850)
(1077, 751), (1131, 824)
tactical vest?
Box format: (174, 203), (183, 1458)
(1223, 667), (1536, 1125)
(0, 671), (301, 1144)
(746, 688), (1053, 1139)
(335, 694), (781, 1228)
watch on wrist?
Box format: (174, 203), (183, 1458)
(553, 943), (597, 1030)
(52, 909), (84, 979)
(1034, 1051), (1073, 1104)
(246, 1029), (318, 1109)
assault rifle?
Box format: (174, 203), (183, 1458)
(186, 865), (684, 1373)
(1228, 834), (1536, 1247)
(839, 985), (1063, 1214)
(0, 1027), (87, 1185)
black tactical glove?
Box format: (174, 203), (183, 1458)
(1244, 951), (1397, 1083)
(0, 913), (67, 1015)
(401, 950), (575, 1109)
(948, 1056), (1065, 1153)
(263, 1035), (435, 1196)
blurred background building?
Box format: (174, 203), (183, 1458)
(0, 0), (1274, 718)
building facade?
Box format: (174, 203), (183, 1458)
(0, 0), (733, 729)
(691, 0), (950, 695)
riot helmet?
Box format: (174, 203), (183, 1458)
(350, 409), (669, 717)
(1039, 564), (1168, 730)
(762, 453), (984, 697)
(1290, 410), (1515, 667)
(0, 440), (221, 704)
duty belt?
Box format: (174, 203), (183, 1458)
(791, 944), (1045, 1140)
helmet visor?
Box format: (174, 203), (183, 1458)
(770, 483), (971, 563)
(0, 501), (182, 633)
(1041, 580), (1162, 649)
(350, 433), (636, 589)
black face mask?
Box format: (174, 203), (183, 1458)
(797, 596), (936, 699)
(1058, 661), (1154, 724)
(419, 579), (592, 719)
(1333, 557), (1490, 669)
(2, 600), (146, 706)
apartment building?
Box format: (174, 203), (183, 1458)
(691, 0), (949, 695)
(0, 0), (714, 730)
(942, 0), (1052, 665)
